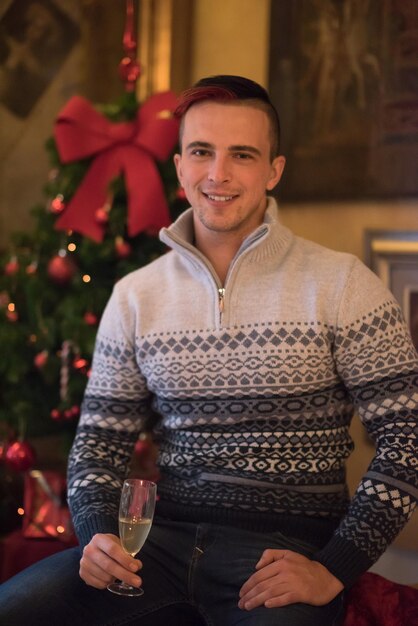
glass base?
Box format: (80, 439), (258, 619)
(107, 581), (144, 597)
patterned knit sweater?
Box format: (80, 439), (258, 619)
(67, 198), (418, 588)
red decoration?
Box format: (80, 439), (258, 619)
(119, 57), (141, 88)
(115, 236), (132, 259)
(53, 91), (179, 242)
(50, 408), (63, 422)
(83, 311), (98, 326)
(23, 470), (75, 542)
(26, 261), (38, 275)
(0, 291), (10, 307)
(49, 194), (66, 215)
(73, 357), (89, 373)
(34, 350), (48, 369)
(70, 405), (80, 419)
(47, 253), (76, 286)
(5, 440), (36, 472)
(6, 310), (18, 322)
(63, 405), (80, 421)
(94, 207), (109, 225)
(4, 257), (19, 276)
(119, 0), (141, 92)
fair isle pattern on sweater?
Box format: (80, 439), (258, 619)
(67, 199), (418, 588)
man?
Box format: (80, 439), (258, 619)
(1, 75), (417, 626)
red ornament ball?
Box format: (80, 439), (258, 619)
(63, 405), (80, 421)
(95, 207), (109, 225)
(115, 237), (132, 259)
(119, 56), (141, 85)
(84, 311), (98, 326)
(49, 194), (65, 215)
(5, 440), (36, 472)
(47, 254), (76, 286)
(6, 310), (18, 323)
(50, 408), (63, 422)
(34, 350), (48, 369)
(4, 258), (19, 276)
(70, 405), (80, 419)
(73, 357), (89, 373)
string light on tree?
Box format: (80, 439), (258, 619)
(0, 0), (182, 533)
(6, 302), (18, 322)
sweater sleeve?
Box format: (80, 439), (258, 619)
(313, 258), (418, 587)
(67, 280), (154, 549)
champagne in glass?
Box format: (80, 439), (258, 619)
(107, 479), (157, 597)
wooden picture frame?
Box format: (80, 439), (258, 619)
(365, 230), (418, 350)
(268, 0), (418, 202)
(0, 0), (79, 118)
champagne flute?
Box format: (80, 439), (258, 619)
(107, 478), (157, 597)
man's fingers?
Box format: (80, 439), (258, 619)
(81, 553), (142, 589)
(255, 549), (286, 569)
(240, 558), (285, 597)
(79, 533), (142, 588)
(88, 534), (140, 571)
(239, 579), (292, 610)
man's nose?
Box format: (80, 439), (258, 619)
(207, 155), (231, 183)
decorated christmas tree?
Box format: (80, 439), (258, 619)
(0, 1), (185, 531)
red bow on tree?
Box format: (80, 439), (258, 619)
(53, 92), (179, 242)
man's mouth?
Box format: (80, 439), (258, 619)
(203, 193), (236, 202)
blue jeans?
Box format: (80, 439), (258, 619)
(0, 519), (345, 626)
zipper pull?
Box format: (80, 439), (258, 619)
(218, 288), (225, 313)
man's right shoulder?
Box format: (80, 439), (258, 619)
(114, 250), (176, 292)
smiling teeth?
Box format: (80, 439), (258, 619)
(207, 194), (234, 201)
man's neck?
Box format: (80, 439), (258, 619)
(194, 230), (245, 286)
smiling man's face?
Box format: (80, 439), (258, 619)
(174, 101), (285, 244)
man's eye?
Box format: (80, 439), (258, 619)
(234, 153), (253, 159)
(191, 149), (210, 157)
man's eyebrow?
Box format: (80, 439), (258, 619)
(185, 141), (214, 151)
(185, 141), (261, 156)
(228, 145), (261, 156)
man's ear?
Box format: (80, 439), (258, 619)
(266, 155), (286, 191)
(173, 153), (183, 184)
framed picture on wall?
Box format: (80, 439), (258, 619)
(365, 230), (418, 350)
(268, 0), (418, 202)
(0, 0), (79, 118)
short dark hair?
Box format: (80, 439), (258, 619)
(174, 75), (281, 160)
